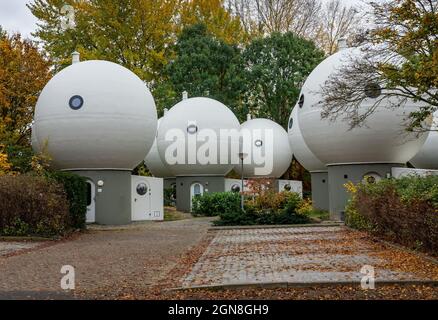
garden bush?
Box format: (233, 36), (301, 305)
(0, 174), (70, 237)
(215, 191), (312, 226)
(45, 171), (88, 230)
(164, 187), (176, 206)
(192, 192), (241, 217)
(345, 176), (438, 255)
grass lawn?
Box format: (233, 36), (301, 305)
(164, 206), (193, 221)
(308, 209), (330, 222)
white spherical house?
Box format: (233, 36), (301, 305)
(157, 97), (240, 176)
(32, 58), (158, 225)
(235, 118), (292, 178)
(288, 107), (329, 210)
(410, 111), (438, 169)
(144, 118), (173, 178)
(296, 46), (429, 219)
(156, 97), (240, 212)
(288, 107), (325, 172)
(297, 47), (428, 166)
(33, 60), (157, 170)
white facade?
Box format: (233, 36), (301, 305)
(297, 47), (428, 166)
(235, 118), (292, 178)
(32, 60), (157, 170)
(391, 167), (438, 179)
(157, 97), (240, 176)
(131, 175), (164, 221)
(409, 112), (438, 169)
(288, 107), (326, 172)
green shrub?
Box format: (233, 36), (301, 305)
(192, 192), (241, 217)
(0, 174), (70, 237)
(215, 192), (312, 226)
(345, 176), (438, 255)
(164, 187), (176, 206)
(45, 171), (87, 230)
(5, 145), (34, 174)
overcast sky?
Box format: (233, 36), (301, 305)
(0, 0), (367, 40)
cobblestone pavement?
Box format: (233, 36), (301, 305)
(0, 217), (213, 299)
(0, 242), (45, 257)
(181, 226), (438, 288)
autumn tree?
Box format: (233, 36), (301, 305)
(320, 0), (438, 131)
(315, 0), (362, 54)
(252, 0), (322, 37)
(241, 32), (325, 128)
(179, 0), (248, 44)
(28, 0), (179, 81)
(156, 23), (245, 118)
(0, 30), (51, 145)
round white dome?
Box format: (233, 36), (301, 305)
(33, 60), (157, 170)
(144, 118), (173, 178)
(288, 107), (326, 172)
(410, 112), (438, 169)
(297, 47), (428, 165)
(235, 118), (292, 178)
(157, 97), (240, 176)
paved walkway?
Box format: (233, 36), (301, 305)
(181, 226), (438, 288)
(0, 242), (44, 257)
(0, 218), (213, 299)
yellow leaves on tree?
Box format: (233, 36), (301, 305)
(0, 145), (12, 176)
(179, 0), (247, 45)
(29, 0), (180, 82)
(29, 0), (247, 81)
(0, 32), (51, 145)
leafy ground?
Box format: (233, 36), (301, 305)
(164, 206), (193, 221)
(1, 217), (436, 300)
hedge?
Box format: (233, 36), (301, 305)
(215, 192), (311, 226)
(192, 192), (241, 217)
(45, 171), (88, 230)
(0, 175), (70, 237)
(345, 176), (438, 255)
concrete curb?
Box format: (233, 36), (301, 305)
(0, 236), (54, 242)
(167, 279), (438, 292)
(209, 222), (344, 231)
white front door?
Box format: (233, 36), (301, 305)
(86, 180), (96, 223)
(132, 176), (151, 221)
(190, 182), (204, 211)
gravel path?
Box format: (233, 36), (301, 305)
(0, 218), (213, 299)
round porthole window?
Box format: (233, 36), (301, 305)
(364, 83), (382, 99)
(136, 183), (148, 196)
(69, 95), (84, 110)
(366, 176), (376, 184)
(284, 184), (291, 191)
(254, 139), (263, 147)
(288, 117), (293, 130)
(231, 184), (240, 193)
(187, 124), (198, 134)
(298, 94), (305, 108)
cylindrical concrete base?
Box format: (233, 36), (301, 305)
(72, 170), (132, 225)
(175, 176), (225, 212)
(310, 171), (329, 211)
(327, 163), (403, 220)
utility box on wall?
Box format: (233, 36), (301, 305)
(277, 180), (303, 197)
(131, 175), (163, 221)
